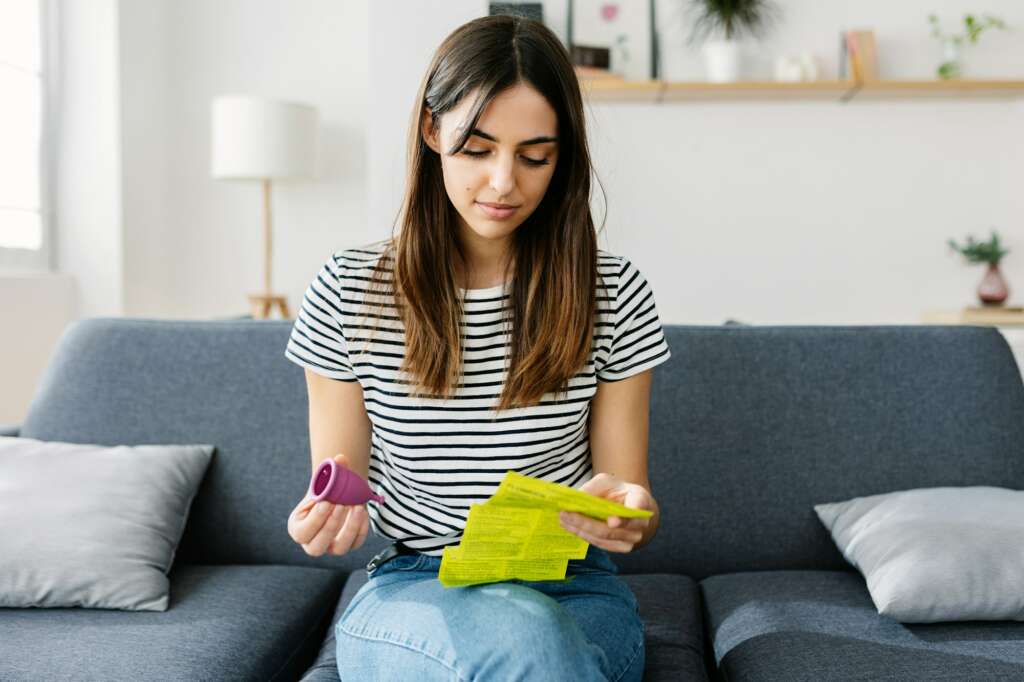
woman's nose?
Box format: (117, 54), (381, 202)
(487, 153), (516, 196)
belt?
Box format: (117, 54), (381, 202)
(366, 541), (419, 572)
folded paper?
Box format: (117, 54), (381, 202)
(438, 471), (653, 587)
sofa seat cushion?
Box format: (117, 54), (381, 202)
(299, 570), (709, 681)
(0, 563), (345, 682)
(701, 570), (1024, 681)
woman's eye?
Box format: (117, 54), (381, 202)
(460, 149), (550, 166)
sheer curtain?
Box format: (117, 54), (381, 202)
(0, 0), (56, 271)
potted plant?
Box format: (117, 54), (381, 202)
(928, 13), (1006, 80)
(948, 230), (1011, 306)
(688, 0), (779, 82)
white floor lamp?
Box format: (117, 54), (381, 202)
(211, 95), (319, 319)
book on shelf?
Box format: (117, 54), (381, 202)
(840, 29), (879, 82)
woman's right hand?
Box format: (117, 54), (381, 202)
(288, 453), (370, 557)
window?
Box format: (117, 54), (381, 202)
(0, 0), (54, 271)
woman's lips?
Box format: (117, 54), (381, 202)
(476, 202), (518, 219)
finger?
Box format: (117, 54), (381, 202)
(292, 496), (318, 522)
(292, 500), (333, 545)
(568, 524), (635, 553)
(329, 505), (364, 554)
(588, 512), (649, 532)
(614, 516), (650, 532)
(351, 510), (370, 550)
(304, 504), (347, 556)
(345, 507), (370, 552)
(560, 512), (642, 545)
(307, 503), (348, 552)
(561, 511), (641, 541)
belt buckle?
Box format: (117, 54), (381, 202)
(366, 543), (401, 572)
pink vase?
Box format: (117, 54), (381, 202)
(977, 262), (1009, 306)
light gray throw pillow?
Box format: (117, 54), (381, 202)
(0, 436), (214, 611)
(815, 486), (1024, 623)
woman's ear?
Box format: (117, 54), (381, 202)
(421, 107), (440, 154)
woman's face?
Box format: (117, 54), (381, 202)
(421, 83), (560, 247)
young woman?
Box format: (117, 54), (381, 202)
(285, 14), (671, 681)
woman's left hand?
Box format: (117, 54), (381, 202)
(557, 473), (654, 553)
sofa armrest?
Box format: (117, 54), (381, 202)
(0, 424), (20, 437)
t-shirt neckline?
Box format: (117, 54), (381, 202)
(459, 281), (511, 296)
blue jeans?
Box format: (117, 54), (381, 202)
(335, 544), (645, 681)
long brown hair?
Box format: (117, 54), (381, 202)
(361, 14), (606, 412)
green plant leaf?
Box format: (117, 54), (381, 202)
(688, 0), (781, 43)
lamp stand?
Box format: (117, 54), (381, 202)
(248, 178), (291, 319)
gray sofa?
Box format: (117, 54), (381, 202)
(2, 317), (1023, 681)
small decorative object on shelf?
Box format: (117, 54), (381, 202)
(928, 13), (1007, 80)
(688, 0), (780, 83)
(839, 29), (879, 81)
(948, 230), (1011, 306)
(571, 45), (612, 71)
(774, 53), (819, 82)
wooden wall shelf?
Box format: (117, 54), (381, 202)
(578, 76), (1024, 103)
(922, 308), (1024, 327)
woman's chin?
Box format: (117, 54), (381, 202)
(461, 218), (522, 241)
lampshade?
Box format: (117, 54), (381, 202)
(210, 95), (319, 179)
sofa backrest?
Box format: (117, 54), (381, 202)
(620, 324), (1024, 579)
(20, 318), (390, 576)
(21, 319), (1024, 579)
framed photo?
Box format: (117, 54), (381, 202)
(569, 1), (654, 81)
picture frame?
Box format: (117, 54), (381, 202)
(568, 0), (655, 81)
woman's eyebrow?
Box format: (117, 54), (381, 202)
(470, 128), (558, 146)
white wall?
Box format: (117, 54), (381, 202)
(119, 0), (169, 317)
(1, 0), (369, 423)
(55, 0), (123, 319)
(4, 0), (1023, 423)
(124, 0), (370, 319)
(368, 0), (1024, 325)
(0, 272), (75, 424)
(0, 0), (119, 424)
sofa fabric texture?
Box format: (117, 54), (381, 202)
(0, 564), (344, 681)
(3, 318), (1022, 680)
(701, 570), (1024, 681)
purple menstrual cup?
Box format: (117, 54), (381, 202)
(309, 459), (385, 505)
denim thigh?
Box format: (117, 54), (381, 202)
(335, 546), (644, 682)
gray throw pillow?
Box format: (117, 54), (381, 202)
(815, 486), (1024, 623)
(0, 436), (214, 611)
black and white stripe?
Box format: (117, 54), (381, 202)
(285, 240), (671, 555)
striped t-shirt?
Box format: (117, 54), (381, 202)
(284, 240), (672, 555)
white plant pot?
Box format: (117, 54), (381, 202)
(702, 39), (742, 82)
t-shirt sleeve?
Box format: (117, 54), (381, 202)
(284, 253), (358, 382)
(597, 256), (672, 382)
